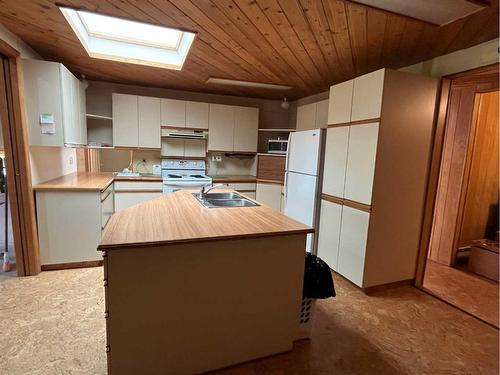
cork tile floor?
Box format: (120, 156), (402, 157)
(0, 267), (498, 375)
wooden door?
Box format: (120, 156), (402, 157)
(338, 206), (370, 287)
(234, 106), (258, 152)
(317, 199), (343, 271)
(161, 98), (186, 127)
(138, 96), (161, 148)
(208, 104), (234, 152)
(186, 101), (209, 129)
(328, 80), (353, 125)
(351, 69), (385, 122)
(344, 122), (379, 205)
(322, 126), (349, 198)
(458, 91), (499, 246)
(296, 103), (316, 131)
(112, 94), (138, 147)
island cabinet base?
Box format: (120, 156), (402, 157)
(103, 234), (306, 375)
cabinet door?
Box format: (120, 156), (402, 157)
(322, 126), (349, 197)
(186, 101), (209, 129)
(208, 104), (234, 152)
(112, 93), (138, 147)
(138, 96), (161, 148)
(351, 69), (385, 122)
(315, 99), (329, 129)
(328, 80), (353, 125)
(296, 103), (317, 131)
(234, 106), (258, 152)
(161, 138), (185, 157)
(23, 59), (65, 147)
(161, 99), (186, 127)
(317, 200), (342, 271)
(60, 66), (78, 145)
(78, 80), (87, 145)
(338, 206), (369, 287)
(256, 183), (282, 211)
(344, 122), (379, 205)
(184, 139), (206, 157)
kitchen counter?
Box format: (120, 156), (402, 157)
(99, 189), (312, 250)
(209, 175), (257, 183)
(33, 172), (162, 191)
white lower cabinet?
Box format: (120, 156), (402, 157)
(317, 200), (343, 271)
(114, 181), (163, 212)
(36, 185), (114, 266)
(337, 206), (370, 287)
(256, 183), (282, 211)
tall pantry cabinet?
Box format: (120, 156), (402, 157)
(318, 69), (439, 288)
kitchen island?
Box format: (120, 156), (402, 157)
(98, 190), (313, 375)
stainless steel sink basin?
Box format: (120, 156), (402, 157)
(203, 192), (244, 200)
(193, 193), (259, 208)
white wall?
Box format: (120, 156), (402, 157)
(400, 38), (499, 77)
(29, 147), (77, 185)
(0, 23), (40, 59)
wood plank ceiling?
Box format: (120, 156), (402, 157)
(0, 0), (497, 99)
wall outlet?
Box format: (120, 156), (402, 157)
(211, 154), (223, 162)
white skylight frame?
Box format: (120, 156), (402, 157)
(59, 7), (196, 70)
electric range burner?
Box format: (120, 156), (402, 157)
(167, 174), (182, 178)
(190, 175), (205, 178)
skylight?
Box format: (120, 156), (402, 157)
(59, 7), (195, 70)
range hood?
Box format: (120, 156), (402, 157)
(161, 128), (208, 140)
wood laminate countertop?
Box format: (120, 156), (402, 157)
(99, 189), (313, 250)
(33, 172), (163, 191)
(210, 175), (257, 183)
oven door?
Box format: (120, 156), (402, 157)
(163, 180), (211, 194)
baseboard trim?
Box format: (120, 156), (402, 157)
(41, 260), (102, 271)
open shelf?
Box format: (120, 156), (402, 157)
(86, 113), (113, 121)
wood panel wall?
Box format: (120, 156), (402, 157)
(458, 91), (499, 246)
(428, 64), (499, 266)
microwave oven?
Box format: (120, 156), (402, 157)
(268, 139), (288, 154)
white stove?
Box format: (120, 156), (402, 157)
(161, 159), (212, 195)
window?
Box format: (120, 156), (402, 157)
(59, 7), (195, 70)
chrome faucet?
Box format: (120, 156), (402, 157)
(200, 183), (224, 198)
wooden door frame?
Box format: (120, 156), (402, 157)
(0, 39), (40, 276)
(414, 63), (499, 287)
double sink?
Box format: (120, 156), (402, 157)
(193, 192), (259, 208)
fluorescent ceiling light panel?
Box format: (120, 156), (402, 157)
(59, 7), (195, 70)
(206, 77), (292, 90)
(351, 0), (487, 26)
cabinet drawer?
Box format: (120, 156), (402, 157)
(114, 181), (163, 192)
(101, 191), (114, 230)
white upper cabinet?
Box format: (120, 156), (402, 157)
(186, 101), (209, 129)
(112, 93), (138, 147)
(317, 200), (343, 271)
(344, 122), (379, 205)
(23, 59), (86, 147)
(337, 206), (370, 287)
(351, 69), (385, 122)
(138, 96), (161, 148)
(296, 103), (317, 131)
(315, 99), (329, 129)
(322, 126), (349, 198)
(328, 80), (353, 125)
(208, 104), (235, 152)
(234, 106), (258, 152)
(161, 99), (186, 127)
(78, 79), (87, 145)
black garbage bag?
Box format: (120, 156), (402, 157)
(303, 252), (336, 299)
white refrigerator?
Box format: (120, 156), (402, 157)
(284, 129), (325, 254)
